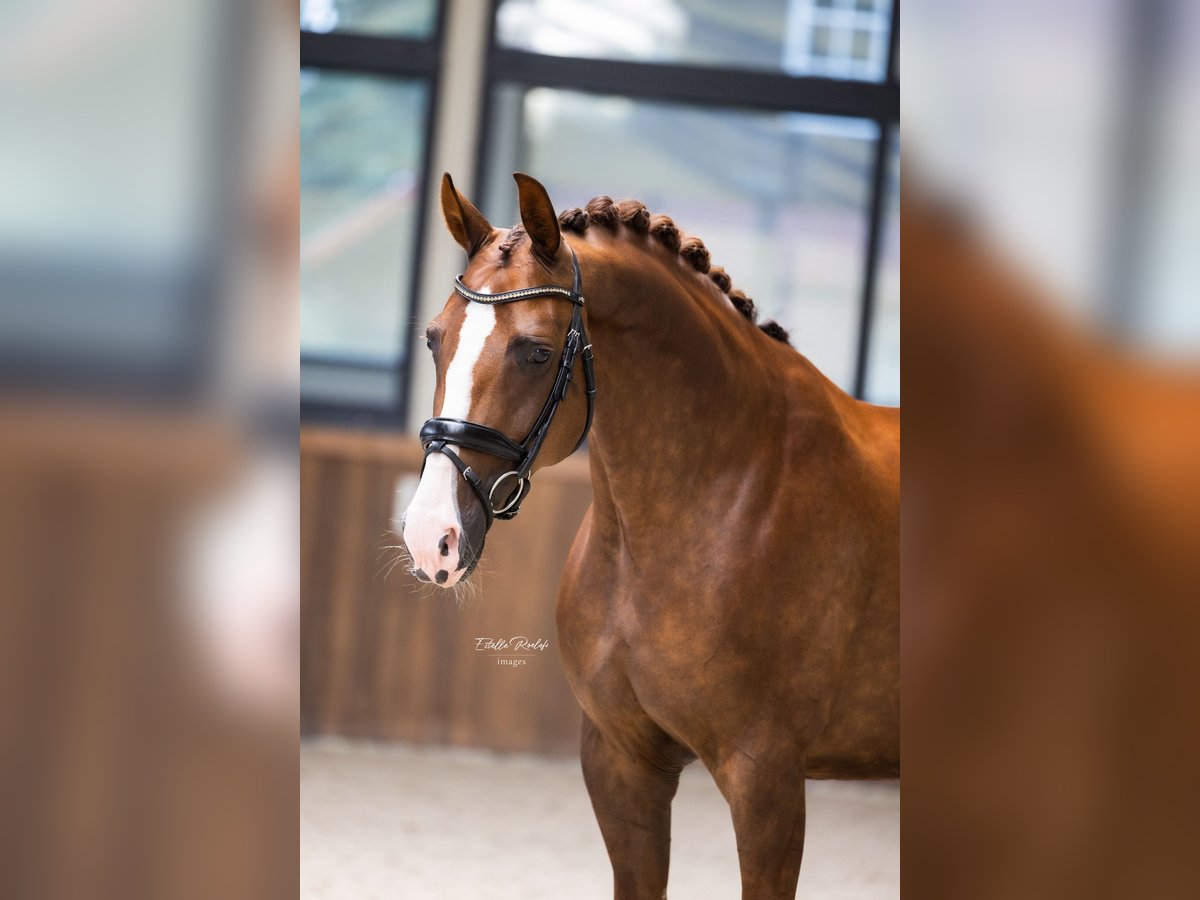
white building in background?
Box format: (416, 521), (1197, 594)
(784, 0), (893, 82)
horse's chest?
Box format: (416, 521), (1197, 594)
(557, 580), (711, 741)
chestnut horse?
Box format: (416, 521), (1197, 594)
(402, 173), (899, 899)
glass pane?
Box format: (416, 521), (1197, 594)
(300, 70), (429, 406)
(866, 132), (899, 405)
(1137, 0), (1200, 353)
(495, 0), (893, 82)
(301, 0), (438, 39)
(482, 86), (876, 392)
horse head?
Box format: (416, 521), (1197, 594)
(401, 173), (593, 587)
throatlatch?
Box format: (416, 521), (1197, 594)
(419, 246), (596, 527)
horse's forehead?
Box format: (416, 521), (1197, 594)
(438, 290), (563, 341)
(435, 250), (571, 341)
(464, 244), (565, 292)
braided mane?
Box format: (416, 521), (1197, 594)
(496, 197), (790, 345)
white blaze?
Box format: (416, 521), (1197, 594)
(402, 300), (496, 583)
(441, 300), (496, 420)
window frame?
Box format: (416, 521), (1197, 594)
(299, 9), (448, 429)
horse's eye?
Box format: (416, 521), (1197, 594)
(527, 346), (553, 365)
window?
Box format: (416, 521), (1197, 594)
(299, 0), (898, 427)
(300, 71), (429, 408)
(300, 0), (442, 423)
(479, 0), (899, 401)
(482, 88), (878, 389)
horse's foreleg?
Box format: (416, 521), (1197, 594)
(581, 715), (682, 900)
(711, 748), (807, 900)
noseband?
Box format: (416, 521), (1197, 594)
(419, 246), (596, 528)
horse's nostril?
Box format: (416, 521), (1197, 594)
(439, 533), (450, 557)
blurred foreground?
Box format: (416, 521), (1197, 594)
(904, 1), (1200, 897)
(0, 1), (298, 898)
(903, 192), (1200, 898)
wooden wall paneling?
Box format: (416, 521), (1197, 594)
(321, 459), (361, 733)
(344, 462), (397, 735)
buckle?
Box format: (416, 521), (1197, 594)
(561, 330), (580, 366)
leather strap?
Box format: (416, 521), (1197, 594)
(420, 439), (489, 514)
(419, 418), (525, 462)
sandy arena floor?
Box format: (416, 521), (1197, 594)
(301, 739), (899, 899)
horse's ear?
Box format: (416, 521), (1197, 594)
(440, 172), (492, 255)
(513, 173), (561, 259)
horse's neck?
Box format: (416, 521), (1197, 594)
(580, 244), (833, 543)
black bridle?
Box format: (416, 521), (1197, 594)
(419, 246), (596, 529)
